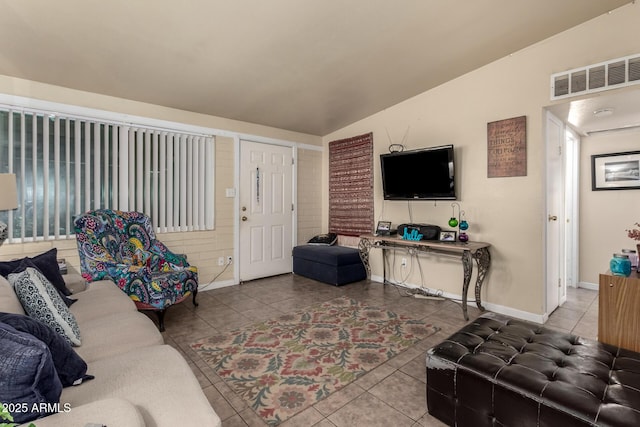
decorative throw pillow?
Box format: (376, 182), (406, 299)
(0, 313), (93, 387)
(0, 322), (62, 424)
(8, 267), (82, 346)
(0, 248), (72, 296)
(308, 233), (338, 246)
(13, 259), (77, 307)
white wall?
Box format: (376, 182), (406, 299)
(322, 2), (640, 319)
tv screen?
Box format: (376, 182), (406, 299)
(380, 145), (456, 200)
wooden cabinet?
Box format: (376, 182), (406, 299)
(599, 271), (640, 352)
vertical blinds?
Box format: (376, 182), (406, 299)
(0, 109), (215, 242)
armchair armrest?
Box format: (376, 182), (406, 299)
(79, 254), (152, 286)
(148, 242), (190, 270)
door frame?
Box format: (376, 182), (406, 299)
(543, 110), (580, 318)
(233, 135), (298, 283)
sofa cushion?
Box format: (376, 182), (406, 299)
(0, 248), (72, 296)
(0, 275), (25, 315)
(60, 345), (221, 427)
(69, 280), (137, 324)
(8, 267), (82, 346)
(0, 322), (62, 424)
(0, 312), (92, 387)
(74, 311), (164, 363)
(14, 398), (146, 427)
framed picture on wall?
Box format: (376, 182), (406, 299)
(591, 150), (640, 191)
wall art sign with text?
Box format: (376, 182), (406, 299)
(487, 115), (527, 178)
(591, 150), (640, 191)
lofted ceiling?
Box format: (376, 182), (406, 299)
(0, 0), (631, 136)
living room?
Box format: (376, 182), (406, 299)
(1, 1), (640, 426)
(0, 0), (637, 322)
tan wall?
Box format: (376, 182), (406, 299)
(321, 3), (640, 317)
(0, 77), (322, 285)
(297, 148), (323, 245)
(580, 128), (640, 286)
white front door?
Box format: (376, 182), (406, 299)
(239, 140), (294, 281)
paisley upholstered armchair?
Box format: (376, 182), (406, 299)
(74, 209), (198, 331)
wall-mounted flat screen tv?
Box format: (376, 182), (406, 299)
(380, 145), (456, 200)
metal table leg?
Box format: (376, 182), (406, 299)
(461, 250), (473, 321)
(473, 247), (491, 311)
(358, 237), (372, 280)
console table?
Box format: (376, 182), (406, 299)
(358, 234), (491, 320)
(599, 270), (640, 352)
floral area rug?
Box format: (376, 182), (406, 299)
(190, 296), (439, 425)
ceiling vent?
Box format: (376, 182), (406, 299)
(550, 54), (640, 100)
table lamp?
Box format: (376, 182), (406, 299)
(0, 173), (18, 246)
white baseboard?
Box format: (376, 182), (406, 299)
(370, 274), (546, 324)
(198, 279), (236, 292)
(577, 281), (598, 291)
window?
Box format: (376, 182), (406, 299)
(0, 108), (215, 242)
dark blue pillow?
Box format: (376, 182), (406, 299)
(0, 248), (72, 296)
(0, 322), (62, 424)
(0, 313), (93, 387)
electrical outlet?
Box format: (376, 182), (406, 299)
(401, 257), (407, 268)
(226, 256), (233, 265)
(218, 257), (224, 266)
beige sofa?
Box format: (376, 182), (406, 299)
(0, 274), (221, 427)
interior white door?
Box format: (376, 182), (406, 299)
(545, 111), (566, 313)
(239, 140), (293, 281)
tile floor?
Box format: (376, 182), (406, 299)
(155, 275), (599, 427)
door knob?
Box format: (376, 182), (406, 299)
(548, 215), (558, 221)
(242, 216), (248, 222)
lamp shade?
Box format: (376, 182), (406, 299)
(0, 174), (18, 211)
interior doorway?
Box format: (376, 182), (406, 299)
(544, 110), (582, 317)
(238, 140), (295, 282)
(545, 111), (567, 315)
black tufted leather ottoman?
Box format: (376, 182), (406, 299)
(426, 313), (640, 426)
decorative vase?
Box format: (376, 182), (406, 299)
(610, 253), (631, 277)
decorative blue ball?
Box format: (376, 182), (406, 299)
(459, 220), (469, 231)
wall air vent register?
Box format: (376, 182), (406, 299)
(550, 53), (640, 100)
